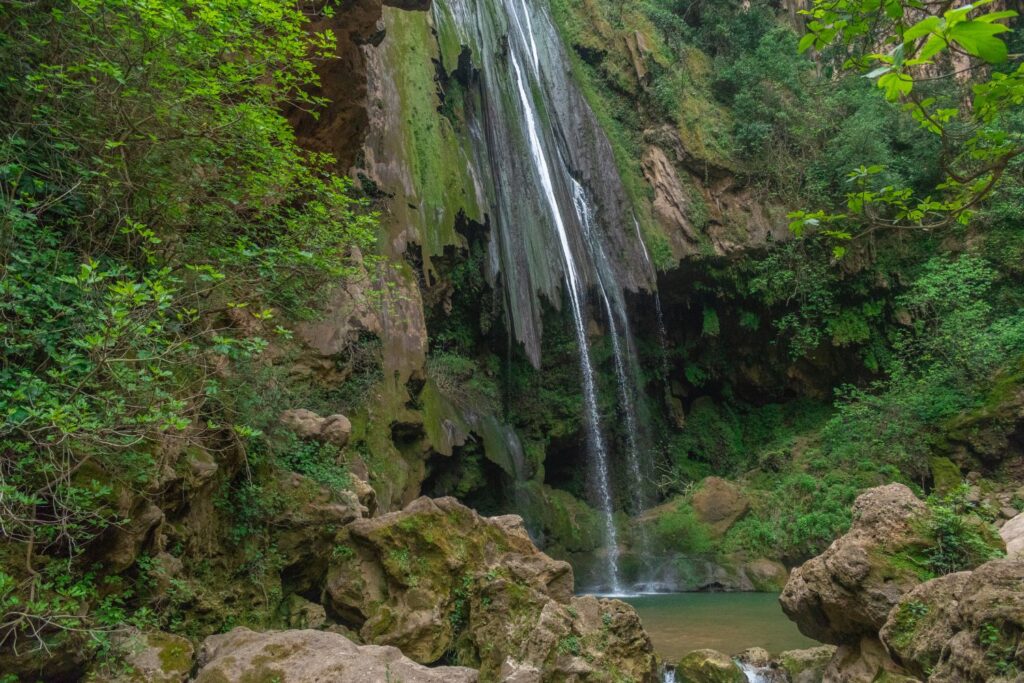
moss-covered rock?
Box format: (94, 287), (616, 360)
(324, 496), (657, 681)
(880, 559), (1024, 682)
(929, 456), (962, 494)
(85, 630), (194, 683)
(675, 649), (746, 683)
(777, 645), (836, 683)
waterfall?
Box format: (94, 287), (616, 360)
(505, 27), (623, 594)
(433, 0), (658, 592)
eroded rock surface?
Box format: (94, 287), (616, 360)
(780, 484), (929, 643)
(193, 627), (478, 682)
(324, 496), (657, 681)
(880, 558), (1024, 683)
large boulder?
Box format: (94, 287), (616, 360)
(193, 627), (478, 682)
(1000, 511), (1024, 559)
(880, 558), (1024, 682)
(691, 477), (749, 536)
(780, 484), (930, 643)
(675, 649), (746, 683)
(324, 496), (657, 681)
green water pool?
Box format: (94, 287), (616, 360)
(621, 592), (819, 663)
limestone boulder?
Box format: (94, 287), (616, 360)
(880, 558), (1024, 682)
(822, 636), (919, 683)
(324, 496), (657, 681)
(779, 484), (930, 643)
(777, 645), (837, 683)
(691, 477), (749, 536)
(675, 649), (746, 683)
(193, 627), (478, 682)
(280, 408), (352, 447)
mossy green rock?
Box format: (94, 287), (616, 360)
(85, 630), (194, 683)
(676, 649), (746, 683)
(778, 645), (836, 683)
(880, 559), (1024, 682)
(324, 496), (657, 682)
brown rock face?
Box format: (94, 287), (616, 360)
(324, 496), (657, 681)
(289, 0), (386, 169)
(193, 627), (478, 682)
(880, 559), (1024, 683)
(691, 477), (750, 536)
(780, 484), (929, 644)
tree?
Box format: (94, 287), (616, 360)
(789, 0), (1023, 253)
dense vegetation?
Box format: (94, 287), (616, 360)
(1, 0), (1022, 678)
(0, 0), (375, 665)
(536, 0), (1024, 566)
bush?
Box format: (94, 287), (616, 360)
(918, 487), (1005, 577)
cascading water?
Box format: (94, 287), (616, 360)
(434, 0), (658, 592)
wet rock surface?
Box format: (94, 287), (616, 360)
(675, 648), (746, 683)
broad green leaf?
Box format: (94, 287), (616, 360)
(949, 20), (1010, 62)
(904, 16), (943, 41)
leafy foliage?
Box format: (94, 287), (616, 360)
(0, 0), (375, 657)
(791, 0), (1024, 242)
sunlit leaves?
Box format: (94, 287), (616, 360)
(791, 0), (1023, 246)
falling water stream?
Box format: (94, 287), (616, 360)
(435, 0), (661, 592)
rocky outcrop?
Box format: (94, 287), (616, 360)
(324, 496), (657, 681)
(779, 484), (934, 682)
(780, 484), (929, 644)
(691, 477), (750, 536)
(193, 627), (478, 682)
(676, 649), (746, 683)
(880, 559), (1024, 682)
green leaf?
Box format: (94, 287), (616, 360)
(904, 16), (943, 41)
(949, 20), (1010, 62)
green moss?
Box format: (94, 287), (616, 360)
(378, 8), (481, 276)
(929, 456), (962, 494)
(887, 600), (929, 651)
